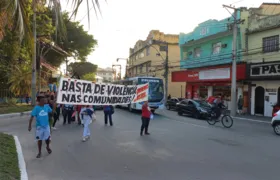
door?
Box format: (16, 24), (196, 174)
(172, 98), (179, 108)
(187, 101), (196, 115)
(255, 86), (264, 115)
(179, 100), (189, 113)
(251, 86), (255, 115)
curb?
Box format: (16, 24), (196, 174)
(0, 111), (31, 119)
(14, 136), (28, 180)
(233, 116), (270, 124)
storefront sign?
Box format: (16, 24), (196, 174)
(187, 72), (199, 80)
(250, 62), (280, 77)
(199, 68), (230, 80)
(172, 64), (246, 82)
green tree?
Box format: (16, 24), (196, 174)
(82, 73), (96, 82)
(0, 0), (103, 41)
(69, 61), (97, 78)
(43, 12), (98, 67)
(8, 64), (47, 96)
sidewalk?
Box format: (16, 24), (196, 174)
(0, 111), (31, 119)
(233, 114), (271, 123)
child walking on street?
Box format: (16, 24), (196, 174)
(28, 95), (53, 158)
(80, 105), (95, 142)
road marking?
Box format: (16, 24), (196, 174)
(14, 136), (28, 180)
(233, 117), (270, 124)
(163, 118), (209, 128)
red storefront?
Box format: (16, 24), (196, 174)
(172, 63), (247, 99)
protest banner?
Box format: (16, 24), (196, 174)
(56, 77), (149, 105)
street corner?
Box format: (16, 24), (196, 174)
(0, 133), (28, 180)
(0, 111), (31, 119)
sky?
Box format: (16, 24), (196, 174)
(60, 0), (278, 76)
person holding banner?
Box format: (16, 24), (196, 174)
(103, 105), (114, 126)
(80, 105), (95, 142)
(141, 101), (152, 136)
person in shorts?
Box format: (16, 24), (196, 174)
(28, 95), (53, 158)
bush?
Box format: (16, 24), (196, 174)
(6, 98), (18, 105)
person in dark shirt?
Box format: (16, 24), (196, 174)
(103, 105), (114, 126)
(141, 101), (152, 136)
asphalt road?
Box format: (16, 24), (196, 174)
(0, 108), (279, 180)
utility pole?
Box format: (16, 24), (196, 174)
(31, 2), (37, 106)
(149, 40), (169, 103)
(223, 5), (238, 116)
(65, 58), (68, 76)
(164, 44), (169, 104)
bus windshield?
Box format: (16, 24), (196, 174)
(138, 78), (164, 102)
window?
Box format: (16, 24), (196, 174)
(146, 47), (150, 56)
(188, 101), (195, 106)
(146, 62), (151, 72)
(139, 65), (143, 73)
(194, 47), (201, 58)
(183, 52), (188, 60)
(212, 42), (221, 55)
(263, 35), (279, 53)
(181, 100), (188, 105)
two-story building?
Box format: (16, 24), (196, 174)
(245, 3), (280, 117)
(96, 67), (113, 82)
(127, 30), (185, 98)
(172, 13), (247, 110)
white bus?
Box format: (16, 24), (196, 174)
(113, 76), (165, 112)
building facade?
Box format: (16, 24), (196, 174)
(127, 30), (185, 98)
(96, 67), (113, 82)
(245, 3), (280, 117)
(172, 13), (247, 110)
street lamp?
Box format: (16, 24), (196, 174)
(116, 58), (128, 78)
(112, 64), (122, 80)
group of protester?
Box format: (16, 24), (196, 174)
(28, 91), (116, 158)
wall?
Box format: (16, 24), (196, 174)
(179, 13), (242, 69)
(245, 28), (280, 64)
(180, 33), (242, 69)
(251, 81), (280, 117)
(127, 30), (185, 98)
(97, 68), (113, 82)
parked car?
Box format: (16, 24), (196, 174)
(177, 99), (212, 119)
(272, 103), (280, 116)
(272, 110), (280, 135)
(166, 98), (185, 110)
(93, 105), (103, 110)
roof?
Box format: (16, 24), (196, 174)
(97, 67), (113, 72)
(41, 59), (58, 72)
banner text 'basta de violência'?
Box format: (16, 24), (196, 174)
(56, 78), (149, 105)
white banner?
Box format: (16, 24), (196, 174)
(56, 78), (149, 105)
